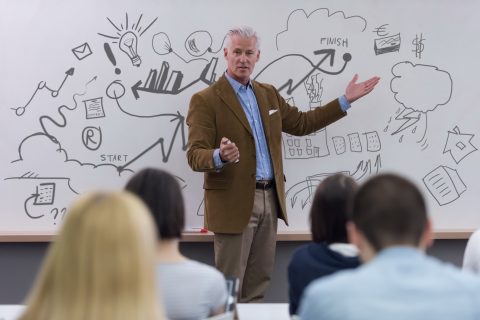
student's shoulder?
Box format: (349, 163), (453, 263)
(305, 265), (362, 296)
(289, 243), (319, 266)
(186, 260), (225, 279)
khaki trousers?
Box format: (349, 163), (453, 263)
(214, 188), (278, 303)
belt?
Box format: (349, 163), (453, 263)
(255, 180), (274, 190)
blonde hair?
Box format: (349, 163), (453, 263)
(20, 191), (165, 320)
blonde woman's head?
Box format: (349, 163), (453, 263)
(21, 191), (165, 320)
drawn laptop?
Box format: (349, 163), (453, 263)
(224, 276), (239, 313)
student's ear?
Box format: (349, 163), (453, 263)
(420, 219), (434, 249)
(347, 221), (360, 247)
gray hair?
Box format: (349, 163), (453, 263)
(225, 26), (260, 49)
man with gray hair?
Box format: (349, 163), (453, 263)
(186, 26), (379, 302)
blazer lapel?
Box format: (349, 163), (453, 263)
(215, 75), (253, 137)
(252, 81), (271, 142)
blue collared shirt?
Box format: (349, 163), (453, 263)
(213, 73), (351, 178)
(299, 246), (480, 320)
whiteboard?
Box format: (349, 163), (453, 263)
(1, 0), (479, 234)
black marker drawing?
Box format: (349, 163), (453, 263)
(348, 133), (362, 152)
(82, 126), (102, 151)
(372, 24), (389, 37)
(11, 130), (134, 187)
(71, 42), (92, 60)
(254, 50), (351, 96)
(153, 32), (206, 63)
(50, 207), (67, 225)
(332, 136), (346, 155)
(443, 126), (477, 164)
(412, 33), (425, 59)
(34, 182), (56, 205)
(423, 166), (466, 206)
(332, 131), (381, 155)
(275, 8), (367, 51)
(283, 131), (329, 159)
(39, 76), (97, 144)
(11, 67), (74, 116)
(374, 33), (400, 55)
(104, 43), (121, 74)
(98, 13), (158, 67)
(4, 175), (78, 221)
(185, 31), (225, 56)
(388, 61), (453, 147)
(364, 131), (381, 152)
(105, 80), (187, 166)
(281, 96), (329, 160)
(285, 155), (381, 210)
(83, 97), (105, 119)
(304, 74), (323, 106)
(131, 57), (218, 99)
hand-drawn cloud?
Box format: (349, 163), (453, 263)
(275, 8), (367, 53)
(185, 31), (212, 57)
(390, 61), (453, 113)
(11, 133), (132, 194)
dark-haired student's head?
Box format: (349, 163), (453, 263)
(310, 173), (358, 244)
(125, 168), (185, 240)
(349, 173), (432, 258)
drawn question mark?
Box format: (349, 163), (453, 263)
(51, 208), (67, 225)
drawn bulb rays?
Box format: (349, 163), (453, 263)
(98, 13), (158, 67)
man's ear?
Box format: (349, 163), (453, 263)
(256, 50), (260, 62)
(420, 219), (434, 249)
(224, 47), (228, 59)
(347, 221), (360, 247)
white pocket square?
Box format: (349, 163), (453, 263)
(269, 109), (278, 116)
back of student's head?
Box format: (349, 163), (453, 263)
(310, 173), (358, 243)
(125, 167), (185, 239)
(352, 173), (428, 252)
(20, 191), (164, 320)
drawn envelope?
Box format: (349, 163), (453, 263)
(72, 42), (92, 60)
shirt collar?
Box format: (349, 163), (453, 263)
(225, 71), (253, 93)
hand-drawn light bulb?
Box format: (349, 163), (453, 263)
(119, 31), (141, 67)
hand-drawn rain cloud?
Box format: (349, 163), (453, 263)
(388, 61), (453, 146)
(390, 61), (452, 113)
(275, 8), (367, 53)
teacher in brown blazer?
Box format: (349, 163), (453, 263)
(186, 26), (380, 302)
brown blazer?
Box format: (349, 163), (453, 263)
(186, 75), (346, 233)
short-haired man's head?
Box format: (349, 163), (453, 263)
(225, 26), (260, 49)
(352, 173), (427, 251)
(310, 173), (358, 243)
(125, 168), (185, 240)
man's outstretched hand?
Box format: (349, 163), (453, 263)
(345, 74), (381, 104)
